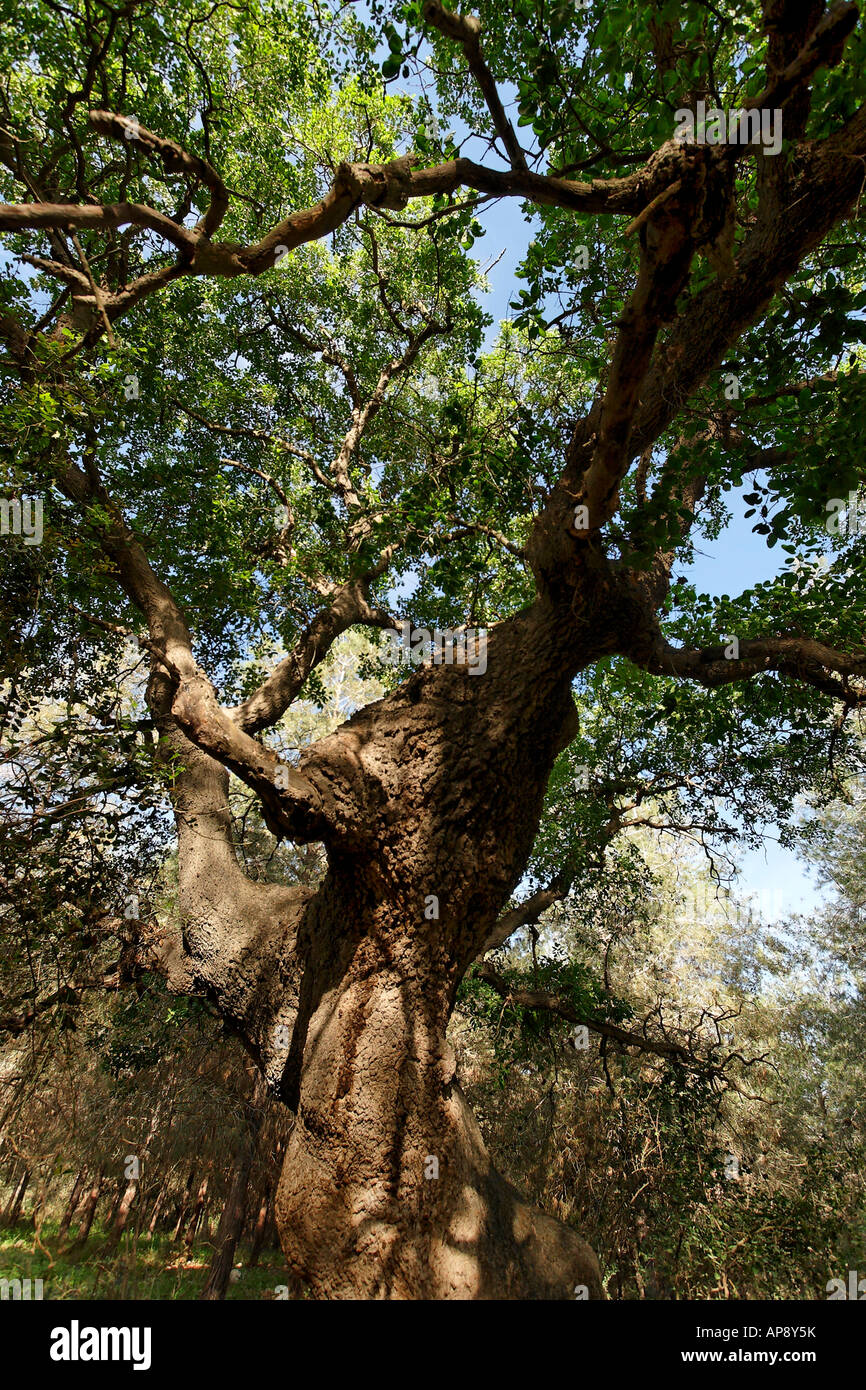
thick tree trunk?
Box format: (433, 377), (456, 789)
(274, 878), (601, 1299)
(268, 608), (606, 1298)
(159, 600), (609, 1297)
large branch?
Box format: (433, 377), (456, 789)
(88, 110), (230, 238)
(474, 962), (691, 1063)
(634, 631), (866, 703)
(146, 671), (317, 1091)
(746, 1), (859, 131)
(479, 882), (566, 956)
(0, 152), (648, 248)
(56, 455), (332, 841)
(526, 9), (864, 588)
(22, 461), (324, 1079)
(1, 3), (857, 378)
(627, 105), (866, 467)
(566, 168), (702, 537)
(0, 197), (197, 250)
(0, 105), (708, 346)
(229, 580), (395, 734)
(756, 0), (826, 217)
(422, 0), (527, 170)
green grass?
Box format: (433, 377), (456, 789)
(0, 1222), (294, 1300)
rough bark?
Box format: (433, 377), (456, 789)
(151, 595), (610, 1297)
(266, 602), (607, 1296)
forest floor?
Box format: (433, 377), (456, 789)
(0, 1222), (294, 1299)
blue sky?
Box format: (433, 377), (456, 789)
(471, 197), (823, 920)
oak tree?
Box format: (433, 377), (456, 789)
(2, 0), (866, 1297)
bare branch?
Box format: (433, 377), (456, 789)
(480, 882), (566, 955)
(88, 109), (230, 238)
(474, 962), (691, 1062)
(423, 1), (527, 171)
(229, 579), (398, 734)
(177, 403), (336, 492)
(634, 630), (866, 704)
